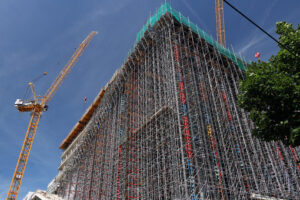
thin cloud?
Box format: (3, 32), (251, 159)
(182, 0), (208, 30)
(238, 32), (265, 55)
(90, 0), (132, 18)
(234, 0), (279, 58)
(61, 0), (133, 37)
(0, 176), (10, 200)
(0, 52), (47, 78)
(261, 0), (279, 26)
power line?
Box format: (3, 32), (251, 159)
(223, 0), (299, 59)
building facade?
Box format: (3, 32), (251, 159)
(49, 3), (300, 200)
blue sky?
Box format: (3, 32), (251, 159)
(0, 0), (299, 199)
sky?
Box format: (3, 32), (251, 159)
(0, 0), (299, 199)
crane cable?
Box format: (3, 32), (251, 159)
(223, 0), (299, 60)
(22, 72), (48, 100)
(22, 85), (30, 100)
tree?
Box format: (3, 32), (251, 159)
(238, 22), (300, 147)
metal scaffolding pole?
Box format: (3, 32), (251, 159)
(51, 8), (300, 200)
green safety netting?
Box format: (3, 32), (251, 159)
(134, 2), (247, 71)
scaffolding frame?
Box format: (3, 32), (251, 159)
(54, 11), (300, 200)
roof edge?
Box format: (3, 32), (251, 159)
(133, 2), (247, 70)
(59, 89), (105, 150)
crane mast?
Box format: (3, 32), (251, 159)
(215, 0), (226, 47)
(6, 31), (97, 200)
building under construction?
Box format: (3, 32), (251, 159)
(48, 3), (300, 200)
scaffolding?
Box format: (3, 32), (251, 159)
(52, 3), (300, 200)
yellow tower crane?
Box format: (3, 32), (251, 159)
(215, 0), (226, 47)
(6, 31), (97, 200)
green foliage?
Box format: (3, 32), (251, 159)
(238, 22), (300, 147)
